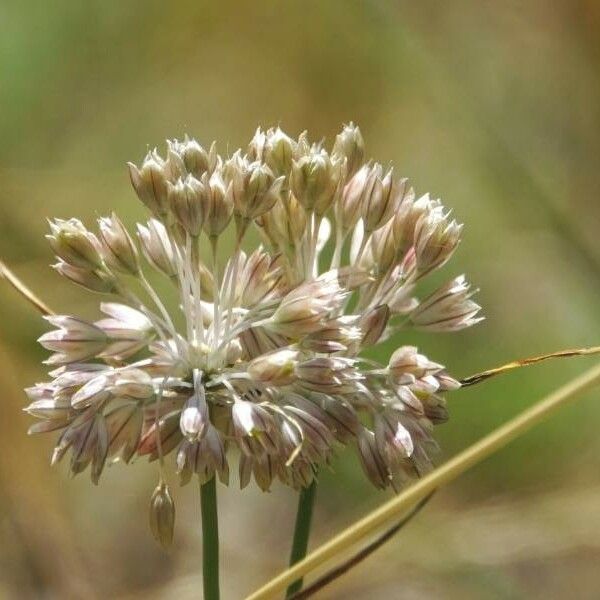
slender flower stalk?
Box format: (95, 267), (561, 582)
(286, 480), (317, 598)
(246, 361), (600, 600)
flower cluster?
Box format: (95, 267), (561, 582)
(25, 124), (481, 544)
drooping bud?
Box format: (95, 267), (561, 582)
(149, 481), (175, 549)
(167, 175), (205, 237)
(332, 122), (364, 179)
(247, 348), (300, 385)
(98, 213), (139, 275)
(179, 390), (209, 442)
(127, 150), (169, 218)
(47, 218), (103, 270)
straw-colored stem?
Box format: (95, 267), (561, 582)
(245, 361), (600, 600)
(0, 259), (54, 316)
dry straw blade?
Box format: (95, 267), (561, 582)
(245, 361), (600, 600)
(0, 259), (54, 316)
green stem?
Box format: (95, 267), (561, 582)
(200, 476), (220, 600)
(286, 480), (318, 598)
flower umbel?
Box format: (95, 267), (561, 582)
(25, 123), (481, 541)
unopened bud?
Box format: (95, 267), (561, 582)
(167, 176), (205, 237)
(137, 219), (177, 278)
(264, 127), (297, 175)
(47, 218), (103, 270)
(361, 165), (404, 234)
(98, 213), (139, 275)
(149, 482), (175, 549)
(332, 122), (364, 178)
(128, 151), (169, 217)
(202, 172), (233, 238)
(247, 348), (299, 385)
(414, 207), (462, 273)
(53, 261), (116, 293)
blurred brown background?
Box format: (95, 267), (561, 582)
(1, 1), (599, 598)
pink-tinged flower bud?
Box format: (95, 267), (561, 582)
(247, 348), (300, 385)
(47, 218), (103, 270)
(137, 219), (177, 278)
(388, 346), (443, 385)
(167, 175), (205, 237)
(177, 425), (228, 485)
(332, 122), (364, 179)
(302, 316), (361, 353)
(357, 428), (389, 489)
(264, 127), (297, 175)
(295, 357), (362, 394)
(361, 166), (405, 234)
(38, 316), (108, 364)
(202, 172), (233, 238)
(267, 271), (347, 338)
(370, 218), (398, 273)
(392, 191), (432, 254)
(105, 402), (143, 463)
(360, 304), (390, 347)
(95, 303), (154, 359)
(52, 261), (116, 293)
(128, 150), (169, 218)
(149, 481), (175, 549)
(98, 213), (139, 275)
(414, 206), (462, 274)
(71, 374), (112, 409)
(410, 275), (482, 332)
(337, 165), (371, 232)
(112, 369), (154, 399)
(179, 391), (209, 442)
(374, 411), (414, 469)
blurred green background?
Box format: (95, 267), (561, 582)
(1, 1), (599, 598)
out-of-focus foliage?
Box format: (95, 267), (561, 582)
(0, 1), (599, 597)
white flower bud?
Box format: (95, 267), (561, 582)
(414, 206), (462, 273)
(202, 172), (233, 238)
(128, 150), (169, 217)
(167, 175), (205, 237)
(264, 127), (297, 175)
(47, 218), (103, 270)
(410, 275), (482, 332)
(137, 219), (177, 278)
(52, 261), (116, 293)
(98, 213), (139, 275)
(332, 122), (365, 179)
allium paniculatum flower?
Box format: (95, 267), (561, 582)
(25, 123), (482, 544)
